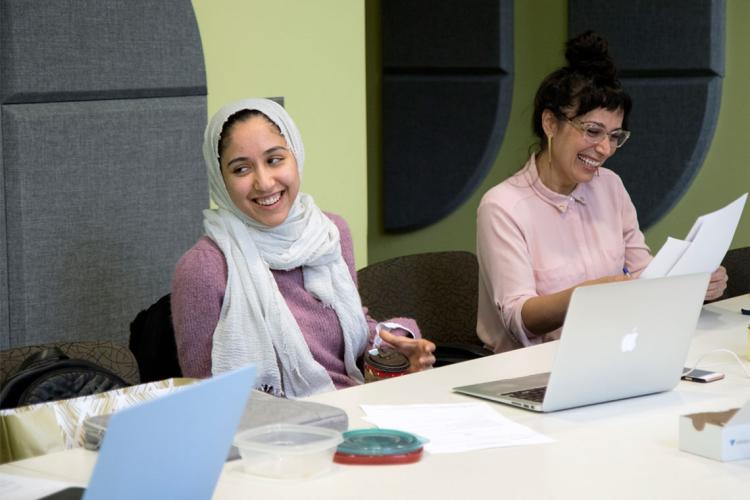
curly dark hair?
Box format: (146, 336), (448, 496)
(532, 31), (631, 149)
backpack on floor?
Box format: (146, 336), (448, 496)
(0, 346), (127, 410)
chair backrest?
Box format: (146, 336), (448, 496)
(721, 246), (750, 298)
(358, 251), (481, 346)
(129, 294), (182, 383)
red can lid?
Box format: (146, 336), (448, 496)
(333, 447), (423, 465)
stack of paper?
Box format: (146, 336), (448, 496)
(640, 193), (747, 279)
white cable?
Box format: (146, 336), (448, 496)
(683, 348), (750, 378)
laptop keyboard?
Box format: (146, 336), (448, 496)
(504, 386), (547, 403)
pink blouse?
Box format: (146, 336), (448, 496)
(476, 154), (652, 353)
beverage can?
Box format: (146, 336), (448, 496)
(363, 349), (409, 382)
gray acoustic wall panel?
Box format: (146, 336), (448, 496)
(570, 0), (725, 229)
(570, 0), (724, 75)
(0, 0), (207, 351)
(383, 0), (512, 70)
(0, 0), (206, 103)
(3, 98), (207, 346)
(383, 75), (512, 230)
(0, 123), (6, 348)
(606, 77), (722, 229)
(382, 0), (513, 232)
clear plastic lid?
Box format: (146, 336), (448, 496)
(335, 428), (425, 456)
(234, 424), (342, 455)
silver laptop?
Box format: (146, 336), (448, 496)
(454, 273), (710, 412)
(42, 365), (256, 500)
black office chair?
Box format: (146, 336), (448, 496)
(357, 251), (493, 366)
(721, 246), (750, 298)
(128, 294), (183, 383)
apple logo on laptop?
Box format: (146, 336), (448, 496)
(620, 328), (639, 352)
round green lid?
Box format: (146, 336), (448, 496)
(336, 428), (425, 456)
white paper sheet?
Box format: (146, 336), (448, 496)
(640, 193), (747, 279)
(639, 237), (690, 280)
(360, 403), (554, 454)
(0, 472), (78, 500)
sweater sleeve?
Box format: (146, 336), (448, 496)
(326, 213), (422, 343)
(171, 238), (227, 378)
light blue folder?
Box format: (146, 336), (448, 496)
(83, 365), (256, 500)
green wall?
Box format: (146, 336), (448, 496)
(192, 0), (370, 266)
(192, 1), (750, 269)
(367, 0), (750, 264)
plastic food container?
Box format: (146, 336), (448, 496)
(233, 424), (343, 479)
(334, 428), (425, 465)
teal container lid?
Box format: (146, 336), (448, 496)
(336, 428), (425, 456)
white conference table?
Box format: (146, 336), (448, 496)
(3, 295), (750, 499)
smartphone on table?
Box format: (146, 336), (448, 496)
(681, 368), (724, 383)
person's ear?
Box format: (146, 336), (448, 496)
(541, 109), (559, 139)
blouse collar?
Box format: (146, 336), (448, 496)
(523, 154), (587, 213)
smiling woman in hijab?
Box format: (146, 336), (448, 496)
(171, 98), (435, 398)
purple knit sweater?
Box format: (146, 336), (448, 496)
(171, 213), (419, 389)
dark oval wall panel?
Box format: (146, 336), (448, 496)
(607, 77), (722, 229)
(382, 0), (513, 232)
(569, 0), (725, 230)
(383, 75), (512, 230)
(383, 0), (511, 69)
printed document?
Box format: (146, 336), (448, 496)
(361, 403), (553, 453)
(640, 193), (747, 279)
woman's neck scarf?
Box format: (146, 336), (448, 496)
(202, 98), (368, 398)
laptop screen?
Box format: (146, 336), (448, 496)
(83, 365), (256, 500)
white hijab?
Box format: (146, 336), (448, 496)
(203, 98), (368, 397)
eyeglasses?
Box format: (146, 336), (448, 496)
(565, 118), (631, 148)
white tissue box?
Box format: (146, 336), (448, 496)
(679, 401), (750, 461)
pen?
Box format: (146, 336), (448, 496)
(622, 266), (631, 277)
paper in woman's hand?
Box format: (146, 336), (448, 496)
(640, 193), (747, 279)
